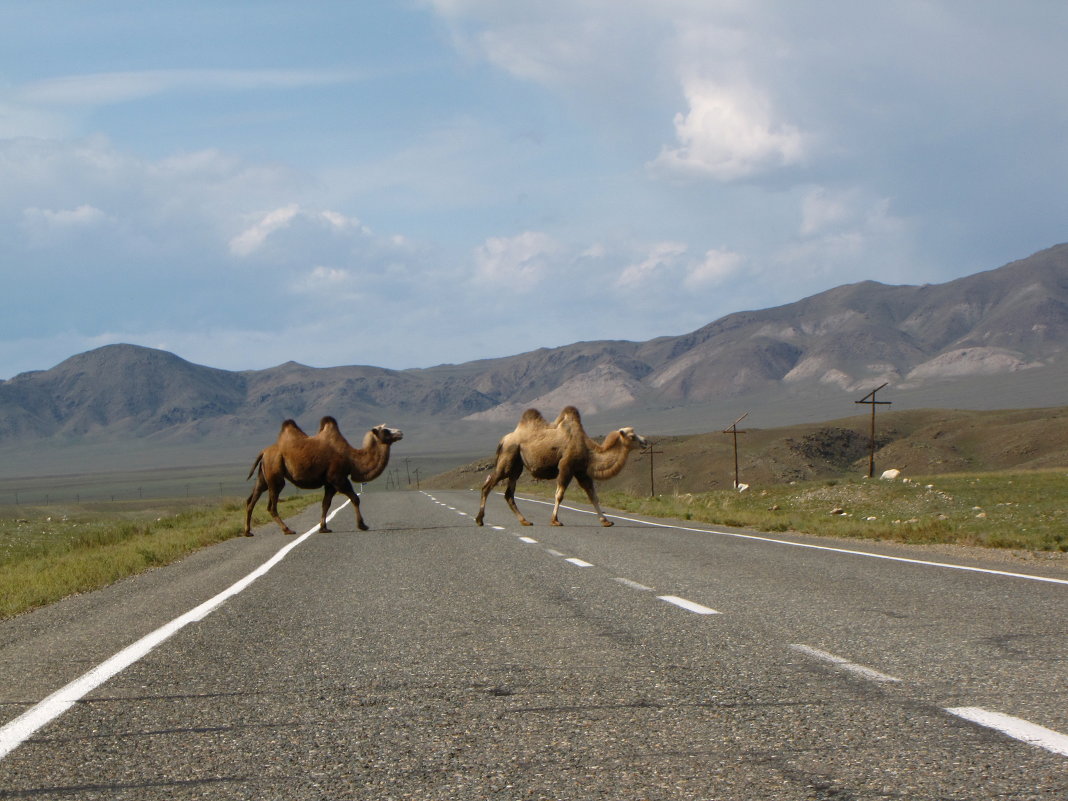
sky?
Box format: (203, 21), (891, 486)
(2, 1), (1067, 379)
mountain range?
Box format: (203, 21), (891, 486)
(3, 242), (1068, 478)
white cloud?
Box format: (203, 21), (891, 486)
(227, 206), (372, 258)
(650, 78), (806, 181)
(774, 189), (916, 287)
(800, 186), (856, 236)
(685, 248), (743, 288)
(228, 204), (301, 256)
(473, 231), (559, 288)
(22, 204), (106, 228)
(290, 266), (358, 297)
(618, 241), (687, 288)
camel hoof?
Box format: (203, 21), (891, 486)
(474, 518), (484, 527)
(521, 520), (533, 526)
(550, 520), (563, 527)
(283, 528), (296, 536)
(601, 519), (615, 527)
(358, 522), (369, 531)
(319, 526), (332, 533)
(243, 531), (254, 537)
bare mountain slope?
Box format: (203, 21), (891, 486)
(2, 243), (1068, 474)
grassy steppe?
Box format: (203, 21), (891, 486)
(598, 469), (1068, 553)
(488, 468), (1068, 557)
(0, 494), (319, 620)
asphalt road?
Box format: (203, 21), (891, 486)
(0, 489), (1065, 800)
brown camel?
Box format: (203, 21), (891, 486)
(474, 405), (647, 528)
(244, 416), (403, 535)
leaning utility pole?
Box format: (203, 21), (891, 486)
(855, 382), (891, 478)
(722, 411), (749, 489)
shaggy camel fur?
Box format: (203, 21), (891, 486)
(244, 416), (403, 535)
(474, 405), (647, 528)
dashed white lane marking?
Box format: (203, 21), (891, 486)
(946, 707), (1068, 757)
(0, 502), (350, 763)
(438, 492), (1068, 760)
(790, 644), (901, 684)
(657, 595), (720, 615)
(513, 496), (1068, 587)
(615, 577), (653, 592)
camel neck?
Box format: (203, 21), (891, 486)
(589, 432), (632, 479)
(354, 438), (392, 481)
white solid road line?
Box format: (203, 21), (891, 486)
(514, 496), (1068, 587)
(947, 707), (1068, 758)
(565, 557), (594, 568)
(0, 502), (349, 763)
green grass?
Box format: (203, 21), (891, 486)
(0, 494), (319, 620)
(595, 468), (1068, 553)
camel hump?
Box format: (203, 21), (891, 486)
(555, 405), (582, 425)
(519, 408), (547, 426)
(280, 419), (305, 434)
(319, 416), (339, 432)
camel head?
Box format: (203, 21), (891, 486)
(617, 427), (648, 451)
(370, 424), (404, 445)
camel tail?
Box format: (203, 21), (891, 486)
(247, 451), (264, 481)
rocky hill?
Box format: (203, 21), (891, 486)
(425, 406), (1068, 495)
(3, 243), (1068, 476)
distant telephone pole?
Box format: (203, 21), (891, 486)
(642, 441), (664, 498)
(855, 383), (891, 478)
(722, 412), (749, 489)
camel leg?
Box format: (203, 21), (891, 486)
(575, 473), (613, 527)
(502, 473), (533, 526)
(319, 486), (337, 532)
(549, 475), (572, 526)
(331, 479), (368, 531)
(474, 471), (500, 526)
(243, 473), (268, 536)
(265, 478), (296, 535)
(476, 456), (528, 526)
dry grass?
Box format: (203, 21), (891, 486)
(598, 468), (1068, 553)
(0, 494), (319, 620)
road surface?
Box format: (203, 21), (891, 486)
(1, 489), (1065, 799)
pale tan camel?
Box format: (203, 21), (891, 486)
(474, 405), (647, 528)
(244, 416), (403, 535)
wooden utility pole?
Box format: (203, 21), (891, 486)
(722, 411), (749, 489)
(855, 383), (891, 478)
(642, 441), (664, 498)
